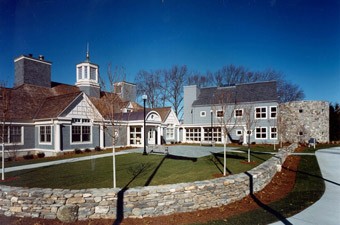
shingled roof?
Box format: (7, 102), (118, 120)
(2, 84), (81, 121)
(192, 81), (277, 106)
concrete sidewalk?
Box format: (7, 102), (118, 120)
(5, 151), (131, 173)
(270, 147), (340, 225)
(5, 146), (239, 173)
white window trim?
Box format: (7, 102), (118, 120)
(216, 110), (224, 118)
(38, 125), (52, 145)
(70, 119), (93, 145)
(255, 106), (267, 119)
(1, 126), (24, 146)
(200, 111), (206, 117)
(270, 106), (277, 119)
(166, 127), (175, 139)
(236, 129), (243, 136)
(270, 126), (278, 140)
(255, 127), (267, 140)
(234, 109), (243, 118)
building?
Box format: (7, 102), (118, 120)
(181, 82), (330, 145)
(181, 81), (279, 145)
(0, 54), (179, 157)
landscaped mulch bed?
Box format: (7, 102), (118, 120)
(0, 155), (300, 225)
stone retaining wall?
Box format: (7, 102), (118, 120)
(0, 144), (297, 222)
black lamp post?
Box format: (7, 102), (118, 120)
(142, 94), (147, 155)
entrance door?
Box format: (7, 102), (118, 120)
(148, 128), (156, 145)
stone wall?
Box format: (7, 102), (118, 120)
(0, 144), (296, 222)
(280, 101), (329, 143)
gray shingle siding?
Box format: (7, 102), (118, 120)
(14, 56), (51, 88)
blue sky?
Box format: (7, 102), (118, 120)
(1, 0), (339, 103)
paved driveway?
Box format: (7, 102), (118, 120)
(270, 147), (340, 225)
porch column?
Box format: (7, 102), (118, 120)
(126, 125), (130, 146)
(157, 126), (161, 145)
(201, 127), (204, 142)
(100, 124), (105, 148)
(54, 123), (61, 152)
(141, 126), (145, 146)
(221, 128), (225, 144)
(183, 128), (186, 142)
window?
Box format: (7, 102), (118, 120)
(186, 128), (201, 142)
(200, 111), (206, 117)
(166, 127), (174, 139)
(40, 126), (51, 143)
(0, 125), (22, 144)
(255, 107), (267, 119)
(90, 67), (96, 80)
(77, 67), (82, 80)
(130, 127), (142, 145)
(204, 127), (222, 142)
(234, 109), (243, 118)
(236, 130), (243, 136)
(71, 118), (91, 143)
(255, 127), (267, 139)
(216, 110), (224, 118)
(270, 106), (277, 118)
(270, 127), (277, 139)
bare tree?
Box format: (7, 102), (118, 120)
(135, 70), (162, 108)
(242, 104), (260, 162)
(214, 90), (239, 176)
(163, 65), (188, 119)
(187, 72), (213, 88)
(90, 64), (127, 188)
(213, 65), (305, 103)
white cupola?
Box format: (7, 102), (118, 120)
(75, 45), (100, 98)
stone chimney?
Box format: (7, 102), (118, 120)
(14, 54), (51, 88)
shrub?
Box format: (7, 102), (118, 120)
(23, 154), (34, 160)
(37, 152), (45, 158)
(74, 148), (82, 154)
(95, 146), (102, 151)
(84, 148), (92, 153)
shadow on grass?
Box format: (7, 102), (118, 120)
(244, 171), (293, 225)
(283, 166), (340, 187)
(113, 160), (154, 225)
(210, 152), (236, 175)
(114, 153), (198, 224)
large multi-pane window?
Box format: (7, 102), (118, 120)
(255, 107), (267, 119)
(40, 126), (51, 143)
(186, 128), (201, 142)
(90, 67), (96, 80)
(71, 118), (91, 143)
(255, 127), (267, 139)
(130, 126), (142, 145)
(204, 127), (222, 142)
(0, 125), (22, 144)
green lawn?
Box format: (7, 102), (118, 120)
(2, 150), (272, 189)
(194, 150), (325, 225)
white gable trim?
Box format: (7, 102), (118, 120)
(164, 108), (180, 126)
(146, 111), (162, 123)
(59, 93), (104, 121)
